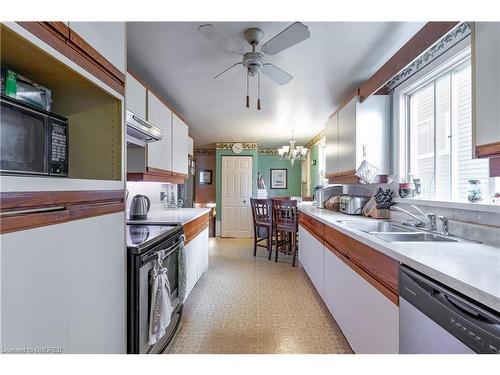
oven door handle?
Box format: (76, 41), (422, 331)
(140, 237), (184, 264)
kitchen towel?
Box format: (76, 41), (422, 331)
(148, 252), (173, 345)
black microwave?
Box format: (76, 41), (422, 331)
(0, 94), (68, 177)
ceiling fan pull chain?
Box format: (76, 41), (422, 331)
(246, 69), (250, 108)
(257, 73), (261, 110)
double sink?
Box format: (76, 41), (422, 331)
(337, 220), (467, 243)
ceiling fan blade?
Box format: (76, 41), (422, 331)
(261, 22), (311, 56)
(262, 63), (293, 85)
(214, 62), (243, 80)
(198, 24), (246, 55)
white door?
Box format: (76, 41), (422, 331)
(221, 156), (253, 238)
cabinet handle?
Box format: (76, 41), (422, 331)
(0, 205), (66, 217)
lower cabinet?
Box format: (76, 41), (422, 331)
(184, 227), (209, 299)
(298, 225), (324, 299)
(324, 247), (399, 353)
(298, 222), (399, 354)
(0, 212), (126, 353)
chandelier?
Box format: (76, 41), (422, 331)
(277, 131), (308, 166)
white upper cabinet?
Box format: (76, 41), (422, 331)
(473, 22), (500, 153)
(147, 91), (172, 172)
(126, 73), (147, 119)
(68, 22), (126, 73)
(325, 95), (390, 176)
(325, 112), (339, 175)
(172, 114), (189, 175)
(338, 97), (357, 173)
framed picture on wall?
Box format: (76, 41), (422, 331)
(199, 169), (212, 185)
(270, 169), (287, 189)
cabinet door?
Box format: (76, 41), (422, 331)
(172, 114), (189, 175)
(337, 97), (357, 173)
(147, 91), (172, 172)
(323, 247), (398, 353)
(184, 240), (198, 299)
(0, 212), (126, 353)
(68, 22), (126, 73)
(473, 22), (500, 151)
(355, 95), (390, 174)
(325, 113), (339, 175)
(126, 73), (147, 119)
(196, 228), (209, 277)
(298, 225), (324, 298)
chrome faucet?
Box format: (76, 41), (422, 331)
(390, 206), (427, 227)
(410, 205), (437, 231)
(439, 216), (449, 236)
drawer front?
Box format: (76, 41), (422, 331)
(298, 212), (325, 241)
(323, 225), (398, 295)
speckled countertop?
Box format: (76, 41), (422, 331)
(298, 202), (500, 312)
(127, 206), (211, 225)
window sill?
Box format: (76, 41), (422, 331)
(392, 197), (500, 214)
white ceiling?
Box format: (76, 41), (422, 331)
(127, 22), (425, 148)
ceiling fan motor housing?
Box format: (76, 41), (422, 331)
(244, 27), (264, 45)
(243, 52), (264, 76)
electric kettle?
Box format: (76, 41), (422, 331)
(129, 194), (151, 220)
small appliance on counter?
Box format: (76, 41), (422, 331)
(129, 194), (151, 220)
(315, 185), (343, 209)
(339, 195), (370, 215)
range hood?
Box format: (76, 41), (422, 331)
(126, 110), (163, 147)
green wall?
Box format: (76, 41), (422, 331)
(215, 149), (259, 222)
(257, 155), (301, 197)
(309, 143), (320, 194)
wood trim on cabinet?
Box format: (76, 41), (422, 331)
(183, 213), (209, 245)
(323, 225), (399, 296)
(127, 166), (186, 184)
(17, 22), (125, 95)
(475, 141), (500, 158)
(0, 190), (125, 234)
(298, 214), (325, 243)
(0, 190), (124, 211)
(490, 157), (500, 177)
(327, 173), (389, 185)
(358, 22), (459, 101)
(328, 90), (359, 119)
(68, 28), (125, 84)
(299, 211), (399, 305)
(323, 242), (399, 305)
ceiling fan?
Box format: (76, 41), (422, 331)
(197, 22), (311, 110)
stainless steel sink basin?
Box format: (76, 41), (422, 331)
(337, 220), (413, 233)
(372, 232), (458, 243)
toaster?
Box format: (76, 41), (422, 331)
(339, 195), (370, 215)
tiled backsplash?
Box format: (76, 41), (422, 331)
(341, 182), (500, 247)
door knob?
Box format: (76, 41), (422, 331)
(243, 200), (246, 203)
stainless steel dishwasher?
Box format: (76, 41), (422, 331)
(399, 265), (500, 354)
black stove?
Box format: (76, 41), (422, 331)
(126, 223), (184, 354)
(126, 224), (181, 253)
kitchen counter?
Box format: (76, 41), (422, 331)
(298, 202), (500, 312)
(127, 206), (211, 225)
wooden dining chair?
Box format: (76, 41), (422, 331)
(250, 198), (273, 260)
(271, 198), (299, 267)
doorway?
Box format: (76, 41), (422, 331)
(221, 156), (253, 238)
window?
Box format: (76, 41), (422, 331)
(404, 54), (491, 201)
